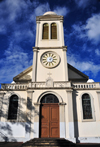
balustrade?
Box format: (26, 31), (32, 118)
(1, 82), (100, 90)
(1, 84), (28, 90)
(1, 81), (71, 89)
(73, 82), (100, 89)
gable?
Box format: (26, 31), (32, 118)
(68, 64), (88, 82)
(13, 64), (88, 83)
(13, 66), (32, 83)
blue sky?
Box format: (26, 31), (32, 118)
(0, 0), (100, 83)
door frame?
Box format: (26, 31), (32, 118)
(39, 103), (60, 138)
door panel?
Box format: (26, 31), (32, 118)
(41, 104), (49, 137)
(40, 104), (59, 138)
(50, 105), (59, 138)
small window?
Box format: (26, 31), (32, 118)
(82, 94), (92, 119)
(8, 95), (18, 120)
(51, 23), (57, 39)
(42, 23), (49, 39)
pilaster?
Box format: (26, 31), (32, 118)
(35, 21), (40, 47)
(66, 89), (75, 142)
(0, 92), (5, 121)
(33, 102), (40, 138)
(96, 91), (100, 111)
(59, 102), (66, 138)
(32, 47), (38, 82)
(63, 46), (68, 81)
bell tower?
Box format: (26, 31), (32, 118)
(32, 11), (68, 82)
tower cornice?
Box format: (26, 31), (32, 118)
(33, 46), (67, 50)
(36, 15), (63, 21)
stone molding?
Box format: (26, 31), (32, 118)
(34, 102), (40, 105)
(36, 15), (63, 21)
(33, 46), (67, 50)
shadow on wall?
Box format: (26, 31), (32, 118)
(72, 90), (80, 143)
(0, 90), (39, 142)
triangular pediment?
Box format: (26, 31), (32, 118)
(13, 66), (32, 83)
(68, 63), (88, 82)
(13, 64), (88, 83)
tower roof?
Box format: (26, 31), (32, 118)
(43, 11), (57, 15)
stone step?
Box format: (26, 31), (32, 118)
(22, 146), (76, 147)
(21, 138), (76, 147)
(0, 142), (23, 147)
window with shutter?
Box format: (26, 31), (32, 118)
(51, 23), (57, 39)
(42, 23), (49, 39)
(82, 94), (93, 119)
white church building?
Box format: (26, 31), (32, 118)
(0, 11), (100, 143)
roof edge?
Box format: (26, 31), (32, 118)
(13, 65), (32, 82)
(68, 63), (89, 80)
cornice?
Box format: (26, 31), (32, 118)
(32, 46), (67, 50)
(36, 15), (63, 21)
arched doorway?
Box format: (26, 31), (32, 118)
(40, 94), (59, 138)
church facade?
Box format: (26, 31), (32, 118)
(0, 11), (100, 143)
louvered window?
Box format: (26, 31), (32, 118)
(42, 23), (49, 39)
(51, 23), (57, 39)
(8, 95), (18, 120)
(82, 94), (92, 119)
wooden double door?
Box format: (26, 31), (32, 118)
(40, 104), (59, 138)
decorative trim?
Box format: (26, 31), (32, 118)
(62, 46), (67, 51)
(37, 91), (63, 103)
(34, 102), (40, 105)
(96, 91), (100, 93)
(46, 77), (53, 87)
(59, 102), (66, 105)
(33, 48), (38, 52)
(33, 46), (67, 50)
(40, 51), (60, 69)
(66, 89), (73, 92)
(36, 15), (63, 21)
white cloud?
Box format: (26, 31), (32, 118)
(74, 0), (95, 8)
(67, 53), (100, 76)
(0, 0), (70, 83)
(53, 6), (69, 16)
(71, 13), (100, 44)
(95, 48), (100, 56)
(85, 14), (100, 43)
(34, 3), (50, 16)
(0, 43), (32, 83)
